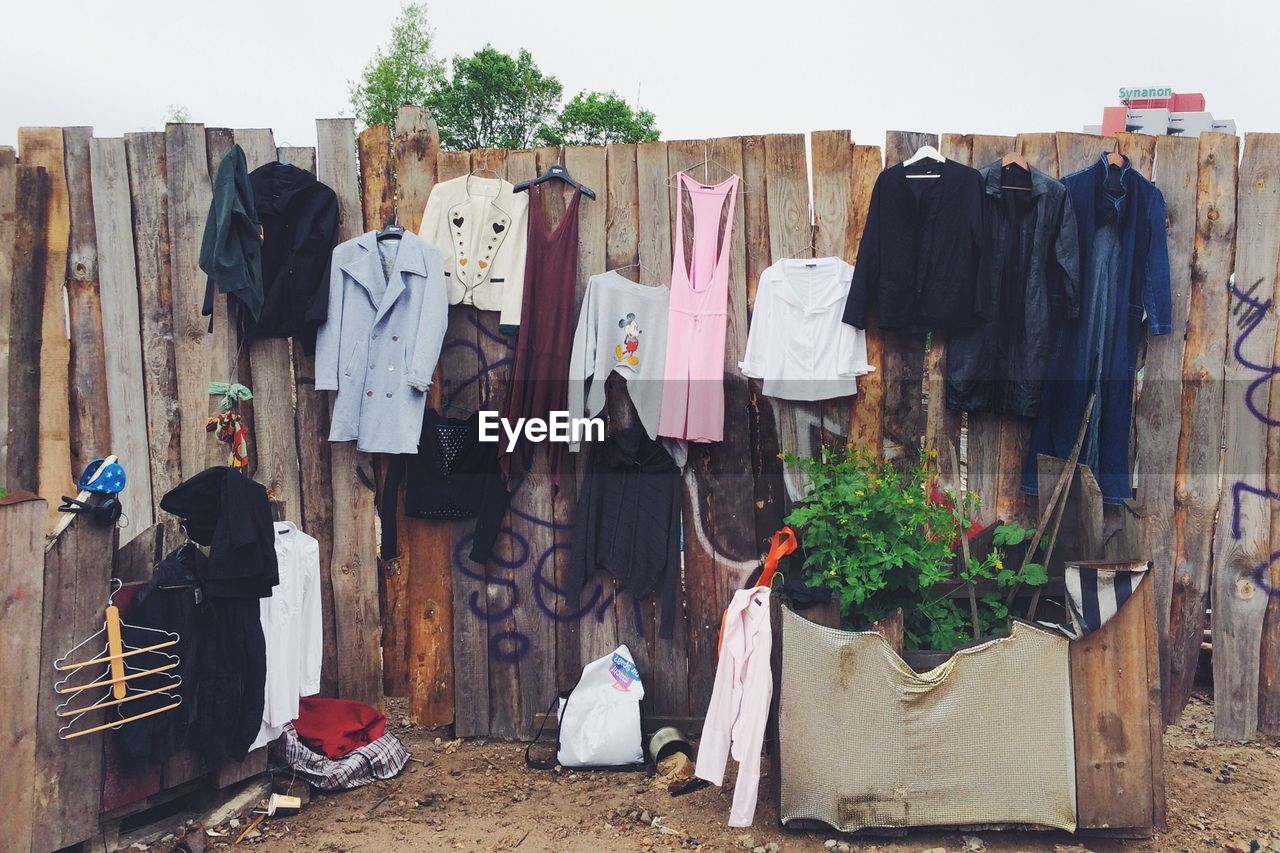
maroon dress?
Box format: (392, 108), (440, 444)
(501, 183), (584, 483)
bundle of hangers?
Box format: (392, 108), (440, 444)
(52, 578), (183, 740)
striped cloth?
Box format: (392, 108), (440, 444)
(1041, 560), (1150, 640)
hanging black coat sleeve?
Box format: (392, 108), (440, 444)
(843, 174), (883, 328)
(468, 471), (512, 564)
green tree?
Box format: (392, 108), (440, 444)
(348, 3), (443, 129)
(165, 104), (192, 123)
(426, 47), (563, 150)
(543, 91), (660, 146)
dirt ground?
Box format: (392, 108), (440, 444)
(168, 690), (1278, 853)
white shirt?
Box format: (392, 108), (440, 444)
(250, 521), (323, 750)
(739, 258), (874, 400)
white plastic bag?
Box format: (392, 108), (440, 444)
(556, 644), (645, 768)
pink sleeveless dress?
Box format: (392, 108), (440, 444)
(658, 173), (739, 442)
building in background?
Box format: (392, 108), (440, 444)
(1085, 87), (1236, 137)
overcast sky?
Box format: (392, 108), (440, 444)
(2, 0), (1276, 151)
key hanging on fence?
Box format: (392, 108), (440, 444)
(52, 578), (183, 741)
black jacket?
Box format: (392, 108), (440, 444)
(569, 425), (681, 638)
(160, 467), (279, 599)
(200, 145), (262, 334)
(946, 162), (1081, 417)
(843, 159), (985, 330)
(249, 162), (339, 344)
(381, 409), (510, 564)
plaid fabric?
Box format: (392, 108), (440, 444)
(271, 722), (410, 791)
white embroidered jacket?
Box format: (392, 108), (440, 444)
(421, 174), (530, 331)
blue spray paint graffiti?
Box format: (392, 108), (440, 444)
(439, 314), (647, 665)
(1226, 279), (1280, 597)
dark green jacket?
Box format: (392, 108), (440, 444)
(200, 144), (263, 332)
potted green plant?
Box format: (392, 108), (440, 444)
(782, 448), (1046, 652)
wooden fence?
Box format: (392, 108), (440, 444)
(3, 111), (1278, 760)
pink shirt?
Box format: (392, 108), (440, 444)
(695, 585), (773, 827)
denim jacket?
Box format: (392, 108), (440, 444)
(1022, 154), (1172, 504)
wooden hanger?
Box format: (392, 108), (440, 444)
(1001, 151), (1029, 171)
(1105, 151), (1126, 168)
(1000, 151), (1032, 191)
(53, 579), (183, 740)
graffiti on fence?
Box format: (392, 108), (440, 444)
(438, 313), (714, 664)
(1226, 278), (1280, 597)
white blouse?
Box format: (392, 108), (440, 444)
(739, 257), (874, 400)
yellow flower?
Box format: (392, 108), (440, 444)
(995, 559), (1004, 570)
(906, 497), (915, 505)
(928, 447), (939, 458)
(776, 452), (785, 460)
(855, 490), (865, 497)
(827, 569), (837, 577)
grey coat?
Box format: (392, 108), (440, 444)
(316, 230), (447, 454)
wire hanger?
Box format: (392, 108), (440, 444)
(903, 144), (945, 179)
(665, 143), (751, 192)
(607, 261), (664, 284)
(513, 152), (596, 200)
(52, 578), (183, 740)
(779, 222), (820, 261)
(470, 149), (501, 179)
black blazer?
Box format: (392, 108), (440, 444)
(249, 162), (339, 344)
(843, 159), (984, 331)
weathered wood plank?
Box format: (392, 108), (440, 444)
(1116, 132), (1158, 179)
(1072, 565), (1162, 831)
(358, 125), (395, 233)
(604, 142), (658, 716)
(164, 124), (215, 481)
(811, 130), (857, 447)
(1212, 133), (1277, 740)
(463, 147), (522, 740)
(317, 117), (382, 705)
(8, 164), (48, 492)
(666, 138), (724, 716)
(0, 147), (14, 480)
(0, 495), (47, 853)
(636, 140), (689, 717)
(925, 134), (971, 492)
(18, 128), (73, 529)
(1166, 133), (1237, 723)
(289, 148), (338, 699)
(564, 144), (616, 681)
(236, 130), (305, 525)
(742, 134), (786, 562)
(880, 131), (934, 466)
(430, 150), (490, 735)
(124, 133), (183, 525)
(1127, 134), (1196, 719)
(64, 127), (111, 478)
(847, 143), (885, 460)
(32, 506), (116, 852)
(1017, 132), (1059, 176)
(707, 135), (756, 596)
(393, 105), (440, 233)
(967, 134), (1031, 525)
(91, 137), (155, 543)
(1054, 132), (1109, 177)
(361, 128), (409, 700)
(392, 126), (449, 726)
(278, 146), (315, 173)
